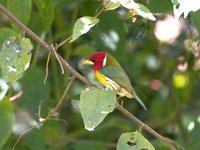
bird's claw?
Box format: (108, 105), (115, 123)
(97, 84), (108, 90)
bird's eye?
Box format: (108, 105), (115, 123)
(91, 59), (96, 63)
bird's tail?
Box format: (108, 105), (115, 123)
(134, 95), (147, 111)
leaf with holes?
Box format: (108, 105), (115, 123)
(117, 131), (155, 150)
(80, 87), (117, 131)
(70, 16), (99, 42)
(0, 97), (15, 149)
(0, 36), (33, 83)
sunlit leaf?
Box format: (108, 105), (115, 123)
(7, 0), (32, 30)
(0, 36), (33, 83)
(80, 87), (117, 131)
(133, 3), (156, 21)
(35, 0), (55, 31)
(105, 1), (120, 11)
(117, 131), (155, 150)
(0, 79), (9, 100)
(171, 0), (179, 6)
(70, 16), (100, 42)
(118, 0), (156, 21)
(173, 0), (200, 19)
(0, 97), (15, 149)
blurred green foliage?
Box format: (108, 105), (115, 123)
(0, 0), (200, 150)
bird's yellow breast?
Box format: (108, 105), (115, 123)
(95, 71), (108, 87)
(95, 71), (133, 98)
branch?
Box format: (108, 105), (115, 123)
(0, 4), (91, 86)
(0, 3), (179, 149)
(117, 104), (176, 150)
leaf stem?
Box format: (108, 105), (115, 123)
(55, 35), (72, 50)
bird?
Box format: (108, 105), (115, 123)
(82, 52), (147, 111)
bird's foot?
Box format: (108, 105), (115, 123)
(97, 84), (107, 90)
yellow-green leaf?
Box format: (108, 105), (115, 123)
(70, 16), (100, 42)
(118, 0), (156, 21)
(80, 87), (117, 131)
(0, 36), (33, 83)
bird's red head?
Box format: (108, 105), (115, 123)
(88, 52), (106, 71)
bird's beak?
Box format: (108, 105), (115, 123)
(82, 59), (94, 65)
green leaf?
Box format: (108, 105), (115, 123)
(147, 0), (172, 13)
(0, 97), (15, 149)
(117, 131), (155, 150)
(70, 16), (100, 42)
(34, 0), (55, 31)
(73, 143), (107, 150)
(80, 87), (117, 131)
(0, 36), (33, 83)
(134, 3), (156, 21)
(23, 130), (46, 150)
(7, 0), (32, 30)
(0, 28), (17, 47)
(118, 0), (156, 21)
(191, 11), (200, 35)
(171, 0), (179, 6)
(20, 66), (50, 116)
(105, 1), (120, 11)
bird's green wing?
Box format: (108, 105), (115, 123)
(99, 65), (133, 95)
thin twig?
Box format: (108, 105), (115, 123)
(95, 2), (106, 17)
(51, 44), (64, 74)
(12, 126), (35, 150)
(55, 35), (72, 50)
(40, 75), (76, 124)
(10, 91), (23, 101)
(44, 53), (51, 84)
(0, 4), (180, 149)
(12, 76), (76, 150)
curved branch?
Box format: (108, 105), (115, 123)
(0, 4), (91, 86)
(0, 3), (178, 149)
(117, 104), (176, 150)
